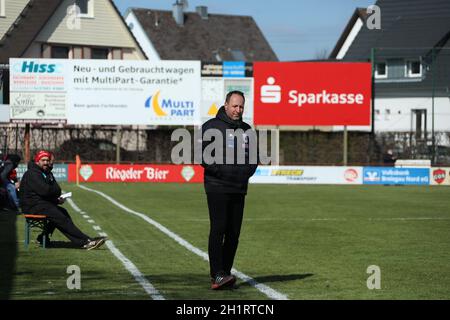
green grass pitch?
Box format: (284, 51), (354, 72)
(2, 183), (450, 300)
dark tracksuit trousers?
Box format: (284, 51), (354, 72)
(207, 193), (245, 278)
(32, 204), (90, 246)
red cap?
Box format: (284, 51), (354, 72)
(34, 150), (51, 163)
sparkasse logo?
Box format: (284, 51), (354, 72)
(259, 75), (365, 108)
(288, 90), (365, 107)
(260, 77), (281, 103)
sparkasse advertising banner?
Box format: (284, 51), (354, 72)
(67, 164), (204, 183)
(10, 58), (201, 125)
(253, 62), (372, 126)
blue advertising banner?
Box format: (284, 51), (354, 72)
(363, 167), (430, 185)
(223, 61), (246, 78)
(16, 164), (68, 182)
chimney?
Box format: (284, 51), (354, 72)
(196, 6), (208, 20)
(173, 1), (184, 26)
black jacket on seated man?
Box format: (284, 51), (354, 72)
(20, 151), (105, 249)
(20, 161), (61, 211)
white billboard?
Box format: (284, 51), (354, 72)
(10, 58), (201, 125)
(249, 166), (363, 184)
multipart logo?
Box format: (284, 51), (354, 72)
(13, 61), (62, 74)
(145, 90), (195, 117)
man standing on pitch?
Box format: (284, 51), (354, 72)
(202, 90), (258, 289)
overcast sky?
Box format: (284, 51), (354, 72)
(114, 0), (376, 61)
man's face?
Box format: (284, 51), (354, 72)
(37, 157), (50, 171)
(225, 94), (245, 120)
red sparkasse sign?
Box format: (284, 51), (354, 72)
(253, 62), (372, 126)
(68, 164), (204, 183)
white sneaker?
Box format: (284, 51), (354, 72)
(83, 237), (107, 250)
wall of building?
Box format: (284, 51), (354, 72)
(32, 0), (144, 58)
(0, 0), (28, 38)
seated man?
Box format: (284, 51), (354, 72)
(19, 150), (106, 250)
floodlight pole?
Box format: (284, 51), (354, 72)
(431, 48), (436, 165)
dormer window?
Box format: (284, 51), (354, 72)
(375, 62), (387, 79)
(406, 60), (422, 78)
(230, 49), (246, 61)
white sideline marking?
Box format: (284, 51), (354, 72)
(93, 225), (102, 231)
(78, 184), (289, 301)
(147, 217), (450, 222)
(82, 215), (90, 219)
(87, 219), (95, 223)
(67, 197), (165, 300)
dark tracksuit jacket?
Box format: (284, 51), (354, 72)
(19, 161), (61, 212)
(201, 106), (258, 194)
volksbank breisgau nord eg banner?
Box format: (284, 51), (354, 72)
(10, 58), (201, 125)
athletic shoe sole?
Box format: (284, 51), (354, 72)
(86, 238), (106, 250)
(211, 275), (235, 290)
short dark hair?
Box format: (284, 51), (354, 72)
(225, 90), (245, 104)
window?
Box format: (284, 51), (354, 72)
(73, 47), (83, 59)
(111, 48), (122, 60)
(230, 49), (246, 61)
(412, 109), (427, 139)
(51, 46), (69, 58)
(384, 109), (391, 121)
(375, 62), (387, 78)
(0, 0), (5, 17)
(75, 0), (88, 14)
(75, 0), (93, 17)
(83, 47), (91, 59)
(91, 48), (109, 59)
(406, 60), (422, 78)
